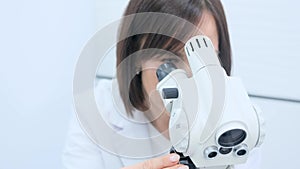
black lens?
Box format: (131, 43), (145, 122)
(156, 62), (177, 81)
(208, 152), (217, 158)
(219, 147), (232, 155)
(218, 129), (246, 147)
(237, 149), (247, 156)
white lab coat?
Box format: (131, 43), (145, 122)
(62, 79), (262, 169)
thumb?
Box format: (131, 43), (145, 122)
(122, 153), (180, 169)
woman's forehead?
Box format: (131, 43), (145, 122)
(196, 11), (219, 51)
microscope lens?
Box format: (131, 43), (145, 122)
(208, 152), (217, 158)
(237, 149), (247, 156)
(218, 129), (246, 147)
(219, 147), (232, 154)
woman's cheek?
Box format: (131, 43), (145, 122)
(141, 69), (166, 118)
(141, 69), (159, 94)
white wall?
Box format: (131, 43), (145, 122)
(1, 0), (299, 169)
(223, 0), (300, 100)
(0, 0), (97, 169)
(251, 98), (300, 169)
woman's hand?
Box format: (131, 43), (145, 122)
(121, 153), (189, 169)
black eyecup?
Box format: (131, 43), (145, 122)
(156, 62), (177, 81)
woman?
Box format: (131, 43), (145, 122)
(63, 0), (261, 169)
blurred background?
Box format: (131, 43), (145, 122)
(0, 0), (299, 169)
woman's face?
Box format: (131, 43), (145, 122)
(141, 11), (219, 118)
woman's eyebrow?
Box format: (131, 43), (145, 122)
(153, 50), (219, 61)
(152, 53), (181, 59)
(159, 54), (185, 61)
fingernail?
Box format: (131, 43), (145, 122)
(169, 154), (180, 162)
(178, 166), (189, 169)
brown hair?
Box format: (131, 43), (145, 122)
(116, 0), (232, 116)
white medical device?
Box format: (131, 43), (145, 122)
(156, 35), (265, 169)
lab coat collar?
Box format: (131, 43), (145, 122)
(98, 79), (171, 166)
(107, 104), (171, 166)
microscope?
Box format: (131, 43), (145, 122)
(156, 35), (265, 169)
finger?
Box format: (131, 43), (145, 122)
(164, 164), (189, 169)
(146, 153), (181, 168)
(122, 153), (180, 169)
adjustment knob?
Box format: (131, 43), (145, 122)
(162, 88), (179, 99)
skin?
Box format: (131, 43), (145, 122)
(122, 153), (188, 169)
(126, 11), (219, 169)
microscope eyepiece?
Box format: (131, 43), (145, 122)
(156, 62), (177, 81)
